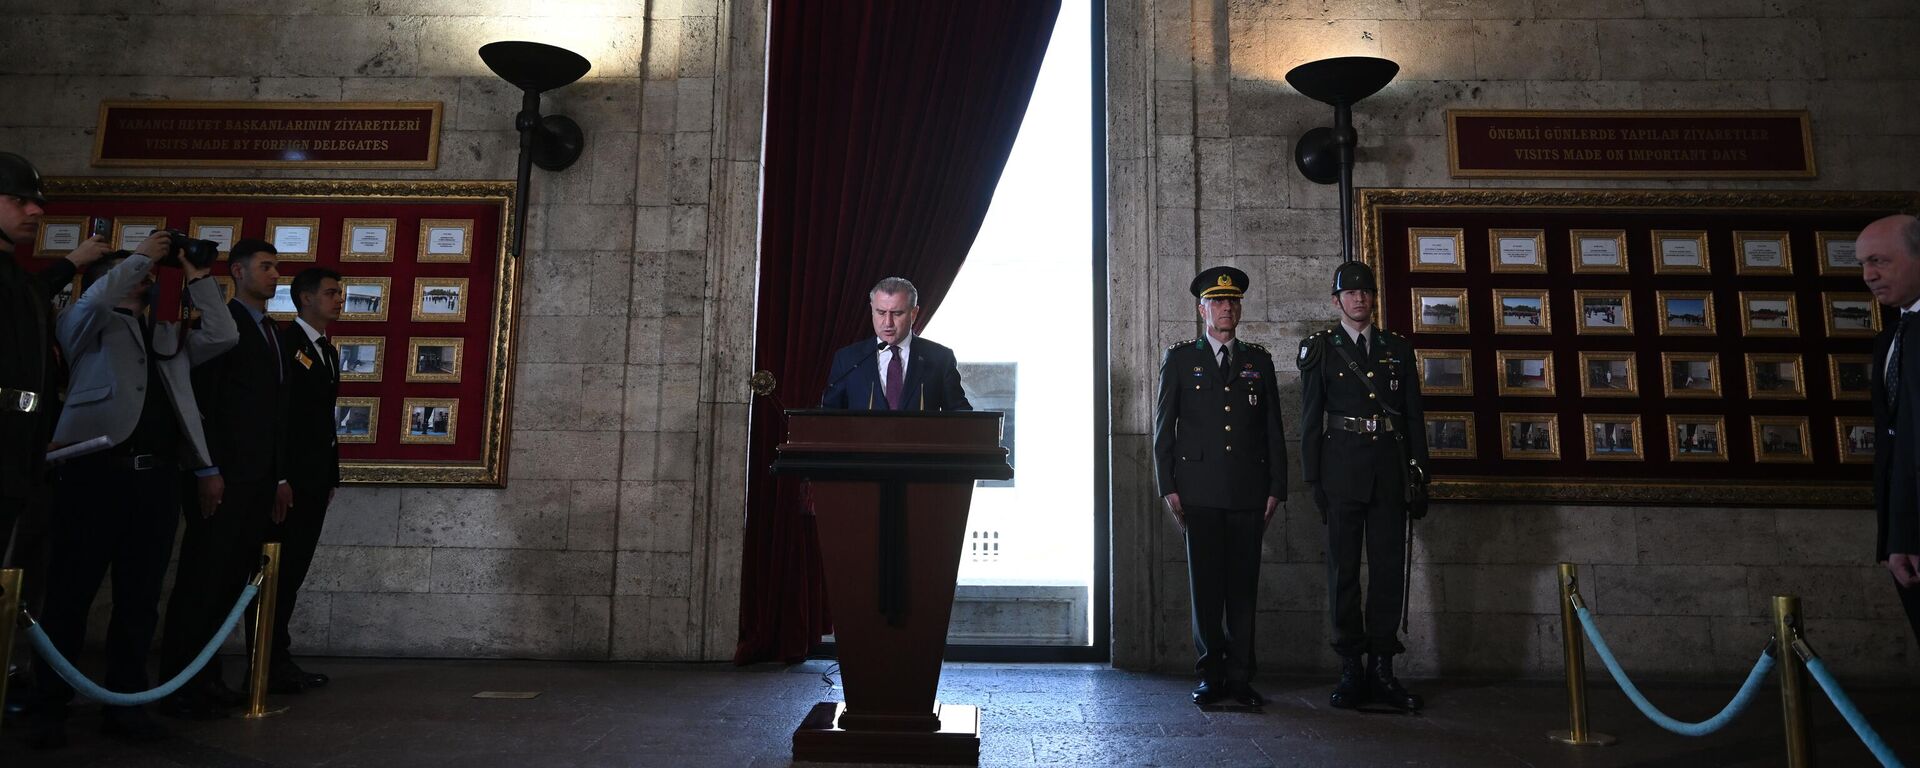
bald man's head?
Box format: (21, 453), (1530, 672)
(1860, 214), (1920, 309)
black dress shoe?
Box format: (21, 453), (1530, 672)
(1231, 682), (1266, 707)
(1191, 680), (1227, 706)
(1369, 654), (1424, 711)
(205, 679), (247, 708)
(101, 706), (171, 743)
(277, 660), (329, 690)
(156, 691), (229, 721)
(1330, 654), (1369, 710)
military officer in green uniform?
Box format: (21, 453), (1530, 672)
(1153, 266), (1288, 708)
(1298, 260), (1427, 711)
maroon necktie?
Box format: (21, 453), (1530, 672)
(884, 346), (904, 410)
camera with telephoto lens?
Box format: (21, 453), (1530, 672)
(159, 229), (220, 269)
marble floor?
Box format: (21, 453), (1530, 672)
(1, 658), (1913, 767)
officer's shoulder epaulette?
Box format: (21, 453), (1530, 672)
(1166, 339), (1195, 352)
(1239, 340), (1267, 353)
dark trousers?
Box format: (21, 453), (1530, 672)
(1325, 466), (1407, 657)
(1184, 505), (1264, 684)
(159, 477), (272, 686)
(0, 496), (17, 565)
(1897, 573), (1920, 653)
(266, 481), (330, 665)
(33, 459), (180, 716)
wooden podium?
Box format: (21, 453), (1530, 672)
(774, 410), (1012, 766)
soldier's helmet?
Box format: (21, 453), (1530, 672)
(0, 152), (46, 204)
(1331, 260), (1376, 295)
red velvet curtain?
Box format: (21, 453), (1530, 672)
(735, 0), (1062, 664)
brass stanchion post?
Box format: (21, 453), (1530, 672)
(1548, 563), (1615, 746)
(0, 568), (21, 728)
(1773, 595), (1813, 767)
(243, 543), (287, 719)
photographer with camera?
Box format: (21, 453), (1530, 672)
(27, 231), (236, 747)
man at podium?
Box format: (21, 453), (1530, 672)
(820, 277), (972, 411)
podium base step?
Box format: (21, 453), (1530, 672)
(792, 702), (980, 765)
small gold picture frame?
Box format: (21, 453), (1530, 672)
(1574, 289), (1633, 335)
(1829, 353), (1871, 401)
(341, 218), (398, 262)
(1569, 229), (1629, 274)
(1668, 415), (1727, 462)
(212, 277), (235, 305)
(1738, 291), (1799, 337)
(334, 397), (380, 444)
(265, 277), (297, 321)
(1495, 350), (1555, 397)
(1816, 231), (1861, 276)
(1656, 290), (1715, 335)
(34, 216), (87, 257)
(1752, 415), (1813, 463)
(1493, 289), (1551, 334)
(332, 335), (386, 383)
(188, 217), (243, 258)
(113, 217), (165, 251)
(412, 277), (469, 323)
(1837, 416), (1875, 465)
(1745, 353), (1805, 400)
(265, 217), (320, 262)
(1411, 287), (1470, 334)
(1499, 413), (1560, 460)
(1488, 228), (1546, 274)
(341, 277), (393, 323)
(1662, 352), (1721, 398)
(1651, 230), (1711, 275)
(1583, 414), (1643, 462)
(400, 397), (458, 444)
(1426, 411), (1477, 459)
(1578, 351), (1637, 398)
(417, 218), (475, 263)
(1733, 230), (1792, 275)
(406, 337), (464, 384)
(1822, 292), (1882, 338)
(1408, 227), (1466, 273)
(1415, 349), (1473, 396)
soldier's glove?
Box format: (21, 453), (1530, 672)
(1312, 484), (1329, 524)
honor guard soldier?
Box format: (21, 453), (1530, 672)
(1153, 266), (1287, 708)
(1298, 260), (1428, 711)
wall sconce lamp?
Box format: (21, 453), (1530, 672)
(479, 41), (592, 258)
(1286, 56), (1398, 263)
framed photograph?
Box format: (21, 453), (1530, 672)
(34, 216), (86, 257)
(1578, 351), (1637, 398)
(266, 217), (320, 261)
(418, 218), (475, 263)
(1426, 411), (1477, 459)
(1662, 352), (1721, 398)
(1823, 292), (1882, 338)
(1495, 350), (1555, 397)
(1656, 290), (1716, 335)
(1816, 231), (1860, 276)
(334, 397), (380, 444)
(1733, 230), (1792, 275)
(1584, 414), (1643, 461)
(1408, 227), (1466, 273)
(1415, 349), (1473, 396)
(341, 277), (393, 323)
(1574, 290), (1633, 335)
(1738, 291), (1799, 337)
(406, 337), (464, 384)
(1499, 413), (1560, 460)
(341, 218), (397, 262)
(187, 217), (242, 258)
(1830, 353), (1871, 401)
(1488, 228), (1547, 273)
(400, 397), (459, 445)
(1493, 289), (1551, 334)
(1569, 229), (1629, 274)
(1411, 287), (1470, 334)
(412, 277), (470, 323)
(1753, 416), (1813, 463)
(213, 276), (235, 304)
(265, 277), (297, 320)
(1651, 230), (1711, 275)
(1745, 353), (1805, 400)
(113, 217), (165, 250)
(1837, 416), (1875, 465)
(332, 335), (385, 383)
(1668, 415), (1727, 462)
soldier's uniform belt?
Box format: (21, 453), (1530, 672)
(1329, 414), (1393, 434)
(2, 388), (40, 414)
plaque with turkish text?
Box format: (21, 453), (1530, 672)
(1448, 110), (1814, 179)
(94, 101), (442, 169)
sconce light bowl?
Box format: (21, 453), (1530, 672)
(1284, 56), (1400, 108)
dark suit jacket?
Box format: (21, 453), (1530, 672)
(1298, 324), (1427, 501)
(1873, 315), (1919, 561)
(192, 300), (287, 485)
(819, 336), (971, 411)
(1152, 337), (1288, 509)
(280, 322), (340, 493)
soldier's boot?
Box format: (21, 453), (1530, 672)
(1369, 654), (1423, 711)
(1329, 654), (1368, 709)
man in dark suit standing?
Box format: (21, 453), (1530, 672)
(1153, 266), (1287, 708)
(1862, 213), (1920, 650)
(268, 267), (345, 693)
(820, 277), (971, 411)
(158, 239), (291, 719)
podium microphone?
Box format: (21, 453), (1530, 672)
(821, 340), (889, 403)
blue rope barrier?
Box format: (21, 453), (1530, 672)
(26, 583), (259, 707)
(1803, 655), (1909, 768)
(1575, 604), (1773, 736)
